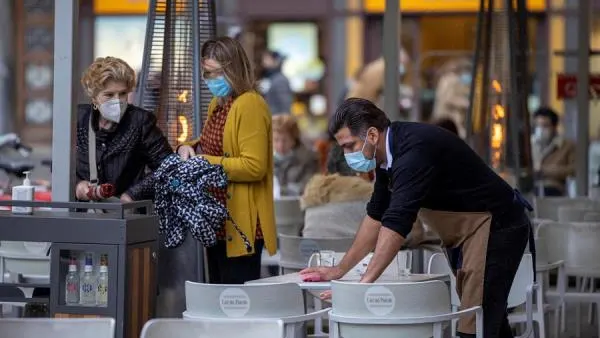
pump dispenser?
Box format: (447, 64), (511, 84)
(11, 171), (34, 214)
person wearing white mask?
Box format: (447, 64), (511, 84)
(75, 56), (172, 203)
(531, 107), (575, 196)
(272, 114), (318, 196)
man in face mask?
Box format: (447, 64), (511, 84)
(301, 98), (535, 338)
(531, 107), (576, 196)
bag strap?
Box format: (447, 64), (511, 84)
(88, 113), (98, 185)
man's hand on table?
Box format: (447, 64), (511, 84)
(299, 266), (345, 301)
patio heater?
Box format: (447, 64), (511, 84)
(136, 0), (216, 317)
(466, 0), (533, 192)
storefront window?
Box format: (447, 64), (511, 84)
(94, 16), (148, 73)
(266, 22), (322, 93)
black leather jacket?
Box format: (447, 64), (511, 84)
(75, 104), (173, 201)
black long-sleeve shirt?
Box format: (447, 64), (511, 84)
(76, 104), (173, 201)
(366, 122), (516, 237)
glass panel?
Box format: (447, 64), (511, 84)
(58, 249), (111, 308)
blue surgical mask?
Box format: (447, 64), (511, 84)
(345, 139), (377, 173)
(274, 151), (293, 162)
(459, 72), (472, 85)
(204, 76), (232, 97)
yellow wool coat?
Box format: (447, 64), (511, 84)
(183, 91), (276, 258)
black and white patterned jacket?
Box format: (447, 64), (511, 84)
(153, 154), (251, 250)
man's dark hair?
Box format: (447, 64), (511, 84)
(329, 98), (391, 137)
(533, 107), (559, 126)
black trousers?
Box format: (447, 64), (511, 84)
(206, 239), (264, 284)
(457, 212), (530, 338)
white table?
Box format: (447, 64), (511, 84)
(247, 272), (448, 291)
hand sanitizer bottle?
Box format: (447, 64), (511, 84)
(11, 171), (34, 214)
(80, 254), (96, 306)
(65, 257), (80, 305)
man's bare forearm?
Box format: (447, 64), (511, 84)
(361, 226), (406, 283)
(337, 215), (381, 274)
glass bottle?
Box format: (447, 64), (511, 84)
(79, 254), (96, 305)
(96, 255), (108, 306)
(65, 257), (79, 305)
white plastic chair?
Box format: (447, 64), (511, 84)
(427, 252), (461, 334)
(141, 318), (285, 338)
(278, 235), (354, 273)
(183, 281), (329, 338)
(533, 197), (598, 220)
(329, 280), (483, 338)
(275, 197), (304, 236)
(0, 241), (50, 313)
(560, 221), (600, 338)
(0, 318), (115, 338)
(506, 254), (543, 338)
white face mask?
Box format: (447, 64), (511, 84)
(98, 98), (127, 123)
(534, 126), (552, 142)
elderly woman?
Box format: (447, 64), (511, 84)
(273, 115), (318, 196)
(75, 56), (172, 203)
(177, 37), (276, 284)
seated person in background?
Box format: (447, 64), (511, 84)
(75, 56), (172, 203)
(273, 115), (319, 196)
(531, 107), (575, 196)
(301, 174), (374, 238)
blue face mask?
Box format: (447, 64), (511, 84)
(344, 139), (377, 173)
(459, 72), (472, 85)
(204, 76), (232, 97)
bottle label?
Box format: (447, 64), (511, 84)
(97, 284), (108, 296)
(81, 283), (93, 293)
(66, 283), (78, 292)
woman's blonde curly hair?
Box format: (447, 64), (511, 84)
(81, 56), (136, 99)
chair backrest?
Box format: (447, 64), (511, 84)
(535, 221), (568, 264)
(0, 241), (51, 256)
(185, 281), (305, 318)
(566, 222), (600, 276)
(558, 206), (600, 222)
(427, 253), (460, 307)
(275, 198), (304, 235)
(0, 241), (51, 283)
(331, 280), (451, 338)
(0, 318), (115, 338)
(534, 197), (598, 220)
(141, 318), (284, 338)
(302, 201), (365, 238)
(507, 254), (534, 309)
(278, 234), (354, 271)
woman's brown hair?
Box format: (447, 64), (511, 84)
(272, 115), (300, 146)
(201, 36), (256, 97)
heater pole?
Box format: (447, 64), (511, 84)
(191, 0), (202, 138)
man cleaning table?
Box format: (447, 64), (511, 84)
(300, 98), (534, 338)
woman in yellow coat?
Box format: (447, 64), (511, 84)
(177, 37), (276, 284)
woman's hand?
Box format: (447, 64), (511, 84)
(120, 193), (133, 203)
(177, 145), (196, 160)
(75, 181), (90, 201)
